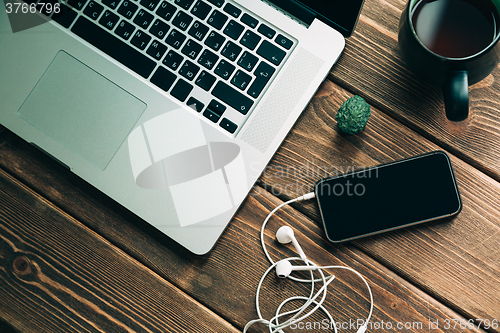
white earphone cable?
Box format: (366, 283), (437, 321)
(245, 192), (373, 333)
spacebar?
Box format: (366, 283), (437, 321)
(71, 17), (156, 79)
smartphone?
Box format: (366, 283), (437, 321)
(315, 151), (462, 243)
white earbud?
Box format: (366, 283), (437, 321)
(276, 226), (307, 260)
(275, 260), (319, 278)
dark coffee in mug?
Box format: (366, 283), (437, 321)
(411, 0), (499, 58)
(399, 0), (500, 121)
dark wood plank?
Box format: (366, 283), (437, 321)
(0, 169), (239, 333)
(257, 80), (500, 330)
(330, 0), (500, 180)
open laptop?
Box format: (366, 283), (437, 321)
(0, 0), (364, 254)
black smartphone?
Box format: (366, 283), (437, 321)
(315, 151), (462, 243)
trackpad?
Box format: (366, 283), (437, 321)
(18, 51), (147, 170)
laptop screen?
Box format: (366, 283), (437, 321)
(267, 0), (365, 38)
(301, 0), (364, 37)
(299, 0), (365, 37)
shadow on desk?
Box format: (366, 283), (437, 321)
(1, 318), (18, 333)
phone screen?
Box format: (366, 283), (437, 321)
(315, 151), (462, 242)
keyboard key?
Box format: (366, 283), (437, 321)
(174, 0), (194, 10)
(179, 60), (200, 80)
(231, 70), (251, 90)
(198, 49), (218, 69)
(52, 4), (78, 28)
(170, 79), (193, 102)
(237, 51), (258, 71)
(150, 66), (176, 91)
(131, 30), (152, 50)
(117, 0), (138, 19)
(208, 99), (226, 114)
(188, 21), (209, 41)
(223, 20), (244, 40)
(256, 40), (285, 65)
(134, 9), (154, 29)
(204, 31), (225, 51)
(223, 3), (240, 18)
(240, 13), (258, 28)
(165, 29), (186, 49)
(214, 59), (234, 80)
(181, 39), (202, 59)
(239, 30), (260, 50)
(140, 0), (160, 11)
(212, 81), (253, 114)
(115, 20), (135, 39)
(221, 41), (241, 61)
(257, 24), (275, 39)
(146, 40), (168, 59)
(207, 10), (228, 30)
(220, 118), (237, 133)
(203, 109), (221, 122)
(163, 50), (184, 70)
(187, 97), (204, 112)
(68, 0), (88, 10)
(149, 18), (170, 39)
(83, 1), (104, 20)
(248, 61), (274, 98)
(203, 99), (226, 122)
(172, 10), (193, 30)
(99, 10), (120, 29)
(191, 0), (211, 20)
(71, 16), (156, 78)
(275, 34), (293, 50)
(102, 0), (121, 9)
(156, 1), (176, 20)
(207, 0), (223, 7)
(195, 70), (216, 91)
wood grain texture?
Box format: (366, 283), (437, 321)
(330, 0), (500, 181)
(2, 0), (500, 328)
(0, 169), (239, 333)
(0, 81), (495, 332)
(0, 164), (488, 333)
(257, 80), (500, 330)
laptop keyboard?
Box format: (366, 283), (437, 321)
(37, 0), (296, 135)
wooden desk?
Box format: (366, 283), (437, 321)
(1, 0), (499, 331)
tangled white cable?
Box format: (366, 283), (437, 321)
(243, 193), (373, 333)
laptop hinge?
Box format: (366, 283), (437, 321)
(261, 0), (316, 26)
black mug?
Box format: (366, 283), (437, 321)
(398, 0), (500, 121)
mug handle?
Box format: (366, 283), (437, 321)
(442, 71), (469, 121)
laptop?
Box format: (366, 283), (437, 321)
(0, 0), (364, 254)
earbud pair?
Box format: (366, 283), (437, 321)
(275, 226), (317, 278)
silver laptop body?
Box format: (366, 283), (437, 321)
(0, 0), (352, 254)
